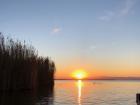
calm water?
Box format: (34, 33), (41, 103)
(1, 80), (140, 105)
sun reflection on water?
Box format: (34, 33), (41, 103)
(77, 80), (83, 105)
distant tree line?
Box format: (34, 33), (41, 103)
(0, 33), (55, 91)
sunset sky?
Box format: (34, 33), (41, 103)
(0, 0), (140, 79)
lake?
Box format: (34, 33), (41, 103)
(0, 80), (140, 105)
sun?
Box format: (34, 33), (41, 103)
(72, 69), (88, 80)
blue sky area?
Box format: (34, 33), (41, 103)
(0, 0), (140, 78)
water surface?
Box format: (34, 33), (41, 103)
(1, 80), (140, 105)
(54, 80), (140, 105)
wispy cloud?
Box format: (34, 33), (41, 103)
(84, 45), (97, 54)
(51, 26), (61, 34)
(99, 0), (136, 21)
(119, 0), (136, 16)
(99, 11), (114, 21)
(89, 45), (96, 50)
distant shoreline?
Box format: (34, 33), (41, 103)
(55, 78), (140, 81)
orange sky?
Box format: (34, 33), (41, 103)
(54, 57), (140, 79)
(55, 69), (140, 79)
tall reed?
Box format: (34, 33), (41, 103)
(0, 33), (55, 91)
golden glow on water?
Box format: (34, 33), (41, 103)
(77, 80), (83, 105)
(54, 80), (140, 105)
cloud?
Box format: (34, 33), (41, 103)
(99, 16), (111, 21)
(119, 0), (136, 16)
(99, 0), (136, 21)
(99, 11), (114, 21)
(51, 26), (61, 34)
(84, 45), (97, 54)
(90, 45), (96, 50)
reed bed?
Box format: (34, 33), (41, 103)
(0, 33), (55, 91)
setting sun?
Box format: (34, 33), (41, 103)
(72, 69), (88, 80)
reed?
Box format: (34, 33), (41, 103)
(0, 33), (55, 91)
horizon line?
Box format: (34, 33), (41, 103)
(55, 76), (140, 80)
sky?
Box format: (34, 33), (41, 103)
(0, 0), (140, 79)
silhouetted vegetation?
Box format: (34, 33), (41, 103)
(0, 33), (55, 91)
(0, 86), (54, 105)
